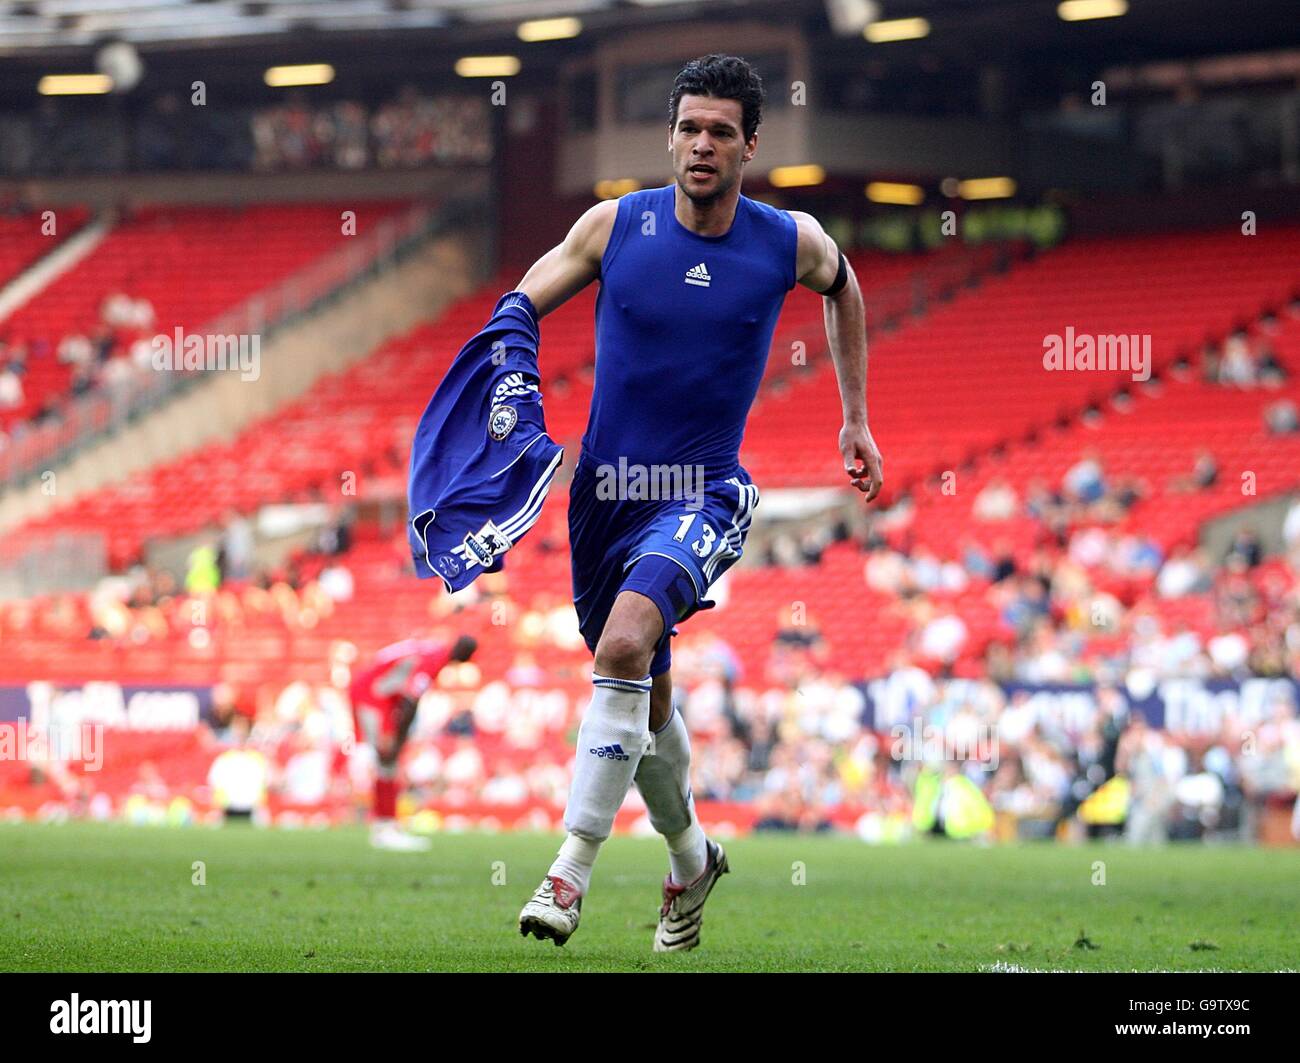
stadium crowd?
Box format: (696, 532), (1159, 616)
(9, 445), (1298, 845)
(251, 89), (492, 171)
(103, 605), (1294, 845)
(0, 88), (493, 176)
(0, 290), (156, 442)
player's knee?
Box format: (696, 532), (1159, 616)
(593, 627), (654, 678)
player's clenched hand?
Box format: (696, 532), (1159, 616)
(840, 422), (883, 502)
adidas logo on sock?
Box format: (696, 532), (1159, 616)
(684, 262), (711, 288)
(589, 744), (630, 761)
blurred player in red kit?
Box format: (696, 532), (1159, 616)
(349, 634), (477, 850)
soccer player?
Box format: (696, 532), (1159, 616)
(514, 54), (883, 949)
(350, 634), (477, 850)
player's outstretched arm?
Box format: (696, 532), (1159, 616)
(514, 199), (618, 319)
(791, 211), (884, 503)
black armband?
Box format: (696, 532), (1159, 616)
(820, 252), (849, 298)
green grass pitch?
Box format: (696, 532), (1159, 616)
(1, 823), (1297, 972)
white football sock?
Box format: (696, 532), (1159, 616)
(634, 705), (708, 886)
(547, 833), (602, 896)
(552, 673), (653, 892)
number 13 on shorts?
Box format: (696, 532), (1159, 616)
(673, 513), (716, 557)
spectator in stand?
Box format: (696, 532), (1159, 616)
(746, 713), (777, 776)
(1168, 449), (1219, 493)
(1255, 337), (1286, 385)
(1018, 620), (1078, 682)
(1225, 527), (1263, 569)
(252, 94), (320, 169)
(1246, 624), (1289, 677)
(1215, 554), (1261, 630)
(185, 542), (222, 594)
(57, 332), (94, 368)
(1283, 496), (1300, 553)
(69, 362), (94, 397)
(318, 561), (355, 603)
(764, 531), (805, 567)
(1117, 713), (1179, 845)
(505, 651), (547, 687)
(328, 101), (370, 170)
(1108, 533), (1163, 576)
(1156, 544), (1213, 597)
(1264, 398), (1299, 435)
(798, 525), (834, 565)
(100, 352), (133, 388)
(1197, 340), (1220, 381)
(282, 730), (332, 807)
(1236, 688), (1300, 838)
(219, 510), (255, 582)
(207, 715), (269, 823)
(959, 538), (995, 580)
(973, 477), (1017, 521)
(1068, 525), (1110, 569)
(0, 365), (22, 409)
(443, 734), (487, 796)
(863, 545), (910, 594)
(772, 604), (828, 664)
(130, 335), (154, 370)
(999, 574), (1050, 638)
(989, 538), (1018, 583)
(767, 605), (829, 687)
(1217, 332), (1256, 386)
(1063, 449), (1106, 506)
(101, 292), (131, 327)
(1024, 480), (1060, 524)
(315, 506), (353, 556)
(915, 604), (968, 672)
(8, 341), (29, 374)
(1206, 623), (1251, 678)
(207, 682), (252, 743)
(90, 322), (115, 364)
(1110, 475), (1148, 514)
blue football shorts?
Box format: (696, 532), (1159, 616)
(568, 449), (760, 677)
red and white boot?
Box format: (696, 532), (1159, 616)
(519, 876), (583, 946)
(653, 838), (729, 952)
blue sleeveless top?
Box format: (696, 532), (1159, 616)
(583, 183), (798, 476)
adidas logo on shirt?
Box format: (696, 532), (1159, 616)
(684, 262), (711, 288)
(492, 372), (539, 404)
(589, 744), (630, 761)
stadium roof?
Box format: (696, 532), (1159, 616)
(2, 0), (1298, 57)
(2, 0), (726, 53)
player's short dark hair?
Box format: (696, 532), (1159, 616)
(451, 635), (477, 662)
(669, 54), (765, 143)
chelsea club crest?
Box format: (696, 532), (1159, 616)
(488, 404), (518, 441)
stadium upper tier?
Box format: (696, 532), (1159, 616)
(742, 224), (1300, 488)
(0, 208), (91, 290)
(0, 241), (958, 567)
(902, 317), (1300, 559)
(0, 214), (1297, 686)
